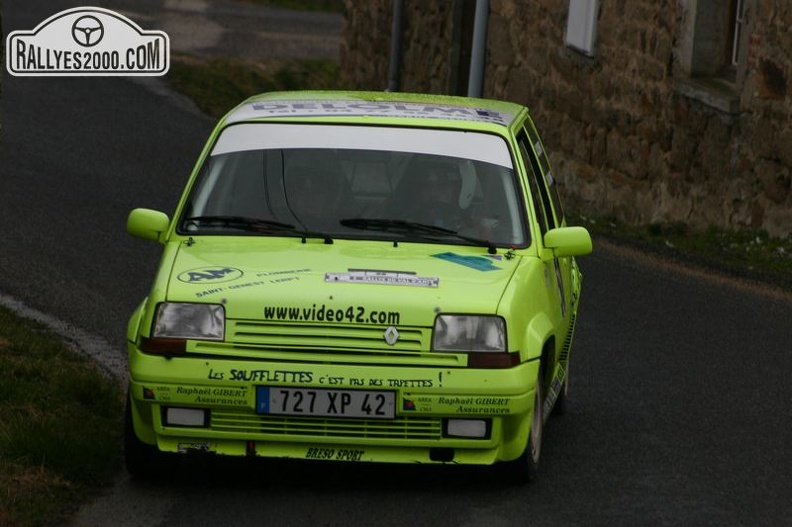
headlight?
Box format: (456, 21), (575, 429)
(432, 315), (506, 352)
(152, 302), (225, 340)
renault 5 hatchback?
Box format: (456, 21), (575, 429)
(125, 90), (592, 482)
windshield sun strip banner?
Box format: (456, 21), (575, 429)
(226, 99), (514, 125)
(210, 123), (513, 168)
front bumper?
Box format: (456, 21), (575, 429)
(128, 349), (539, 465)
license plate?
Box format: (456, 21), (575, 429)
(256, 387), (396, 419)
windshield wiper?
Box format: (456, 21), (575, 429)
(184, 216), (333, 243)
(185, 215), (295, 231)
(340, 218), (497, 254)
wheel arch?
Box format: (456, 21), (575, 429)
(521, 311), (555, 362)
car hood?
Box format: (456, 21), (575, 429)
(164, 239), (521, 326)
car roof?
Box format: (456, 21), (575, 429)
(223, 90), (529, 130)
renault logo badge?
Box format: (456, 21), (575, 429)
(384, 326), (399, 346)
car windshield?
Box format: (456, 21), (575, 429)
(178, 123), (529, 247)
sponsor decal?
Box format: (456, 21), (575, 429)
(6, 6), (169, 76)
(178, 442), (212, 453)
(305, 448), (364, 462)
(534, 141), (544, 159)
(174, 386), (249, 406)
(206, 368), (435, 389)
(178, 267), (243, 284)
(432, 252), (502, 271)
(256, 268), (311, 284)
(227, 369), (314, 383)
(437, 396), (511, 415)
(325, 269), (439, 288)
(263, 303), (401, 325)
(142, 384), (249, 405)
(394, 395), (513, 415)
(189, 269), (310, 297)
(247, 100), (511, 124)
(543, 365), (567, 418)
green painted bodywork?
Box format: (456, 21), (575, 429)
(126, 91), (590, 467)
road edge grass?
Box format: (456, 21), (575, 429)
(166, 54), (344, 119)
(570, 213), (792, 292)
(0, 305), (124, 527)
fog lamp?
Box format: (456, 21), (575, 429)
(163, 407), (209, 427)
(445, 418), (489, 438)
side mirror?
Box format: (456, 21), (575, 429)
(127, 208), (170, 242)
(543, 226), (593, 258)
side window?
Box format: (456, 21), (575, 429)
(517, 132), (550, 236)
(523, 122), (565, 227)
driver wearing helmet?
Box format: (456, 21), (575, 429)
(408, 162), (463, 230)
(286, 166), (344, 230)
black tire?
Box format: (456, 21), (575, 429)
(501, 367), (544, 484)
(551, 376), (567, 417)
(124, 397), (173, 479)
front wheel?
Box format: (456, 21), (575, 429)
(501, 368), (544, 484)
(551, 376), (567, 417)
(124, 397), (174, 479)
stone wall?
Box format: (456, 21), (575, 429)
(340, 0), (792, 238)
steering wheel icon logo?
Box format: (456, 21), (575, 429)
(71, 15), (104, 47)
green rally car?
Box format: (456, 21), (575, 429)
(125, 91), (592, 482)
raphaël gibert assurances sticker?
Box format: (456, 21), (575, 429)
(6, 6), (169, 76)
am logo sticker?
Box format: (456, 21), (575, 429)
(177, 267), (244, 284)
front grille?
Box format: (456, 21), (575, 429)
(212, 409), (442, 440)
(230, 321), (429, 353)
